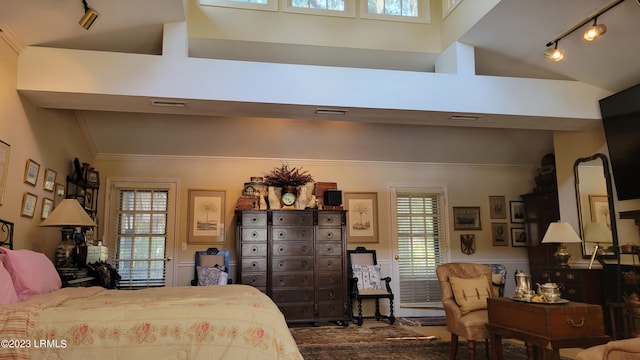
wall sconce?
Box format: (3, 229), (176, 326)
(79, 0), (100, 30)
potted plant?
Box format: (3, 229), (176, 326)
(264, 163), (314, 191)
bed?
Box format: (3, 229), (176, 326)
(0, 219), (302, 360)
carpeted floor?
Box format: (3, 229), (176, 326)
(290, 323), (569, 360)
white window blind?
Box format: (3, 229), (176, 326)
(112, 189), (169, 289)
(396, 190), (443, 305)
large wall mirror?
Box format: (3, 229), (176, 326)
(574, 153), (619, 259)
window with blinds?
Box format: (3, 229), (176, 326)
(113, 189), (169, 289)
(396, 190), (444, 305)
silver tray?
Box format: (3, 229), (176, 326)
(510, 297), (569, 304)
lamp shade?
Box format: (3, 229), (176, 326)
(541, 222), (582, 244)
(583, 222), (613, 244)
(39, 199), (97, 227)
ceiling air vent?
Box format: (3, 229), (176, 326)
(151, 100), (187, 107)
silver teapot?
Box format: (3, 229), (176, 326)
(536, 282), (563, 302)
(514, 270), (531, 298)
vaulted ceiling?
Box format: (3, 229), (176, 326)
(1, 0), (639, 162)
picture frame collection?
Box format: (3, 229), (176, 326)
(14, 155), (61, 220)
(454, 195), (528, 250)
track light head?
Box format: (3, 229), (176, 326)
(79, 0), (99, 30)
(544, 42), (564, 62)
(584, 21), (607, 41)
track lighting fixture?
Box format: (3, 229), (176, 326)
(544, 41), (564, 62)
(544, 0), (625, 61)
(79, 0), (99, 30)
(584, 18), (607, 41)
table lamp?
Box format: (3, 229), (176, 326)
(40, 199), (97, 268)
(541, 222), (583, 268)
(584, 222), (613, 269)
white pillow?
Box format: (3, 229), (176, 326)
(352, 264), (381, 291)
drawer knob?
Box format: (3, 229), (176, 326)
(326, 218), (334, 223)
(326, 246), (333, 253)
(326, 232), (334, 239)
(251, 217), (258, 223)
(567, 317), (585, 328)
(251, 246), (258, 253)
(251, 231), (258, 238)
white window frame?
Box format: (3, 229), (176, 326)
(442, 0), (462, 19)
(199, 0), (278, 12)
(281, 0), (356, 18)
(390, 185), (450, 315)
(359, 0), (430, 24)
(104, 178), (179, 288)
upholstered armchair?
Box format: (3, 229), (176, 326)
(576, 338), (640, 360)
(436, 262), (494, 360)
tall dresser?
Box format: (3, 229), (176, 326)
(236, 209), (350, 325)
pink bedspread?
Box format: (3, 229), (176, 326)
(0, 285), (302, 360)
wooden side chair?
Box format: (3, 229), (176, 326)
(436, 262), (494, 360)
(347, 246), (395, 326)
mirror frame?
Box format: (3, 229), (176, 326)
(573, 153), (619, 259)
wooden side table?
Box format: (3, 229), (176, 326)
(487, 297), (610, 360)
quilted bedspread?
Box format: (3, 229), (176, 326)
(0, 285), (302, 360)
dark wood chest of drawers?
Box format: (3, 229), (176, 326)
(530, 267), (603, 304)
(236, 210), (349, 325)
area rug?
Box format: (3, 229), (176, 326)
(290, 323), (565, 360)
(397, 316), (447, 326)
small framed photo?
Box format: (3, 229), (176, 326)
(510, 201), (525, 223)
(492, 223), (508, 246)
(511, 228), (529, 247)
(24, 159), (40, 186)
(54, 183), (65, 205)
(187, 189), (226, 244)
(43, 168), (57, 192)
(344, 192), (379, 243)
(453, 206), (481, 230)
(21, 192), (38, 218)
(489, 196), (506, 219)
(41, 198), (54, 219)
(87, 170), (100, 186)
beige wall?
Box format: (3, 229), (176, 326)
(96, 155), (536, 286)
(0, 39), (94, 257)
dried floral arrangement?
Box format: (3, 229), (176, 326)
(264, 163), (314, 187)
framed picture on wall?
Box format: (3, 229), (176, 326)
(187, 189), (226, 244)
(0, 140), (10, 205)
(344, 192), (379, 243)
(453, 206), (481, 230)
(54, 183), (65, 205)
(43, 168), (57, 192)
(41, 198), (54, 219)
(510, 201), (525, 223)
(24, 159), (40, 186)
(589, 195), (611, 227)
(21, 192), (38, 218)
(492, 223), (508, 246)
(489, 196), (506, 219)
(511, 228), (529, 247)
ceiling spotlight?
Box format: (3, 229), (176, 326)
(584, 18), (607, 41)
(79, 0), (99, 30)
(544, 41), (564, 62)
